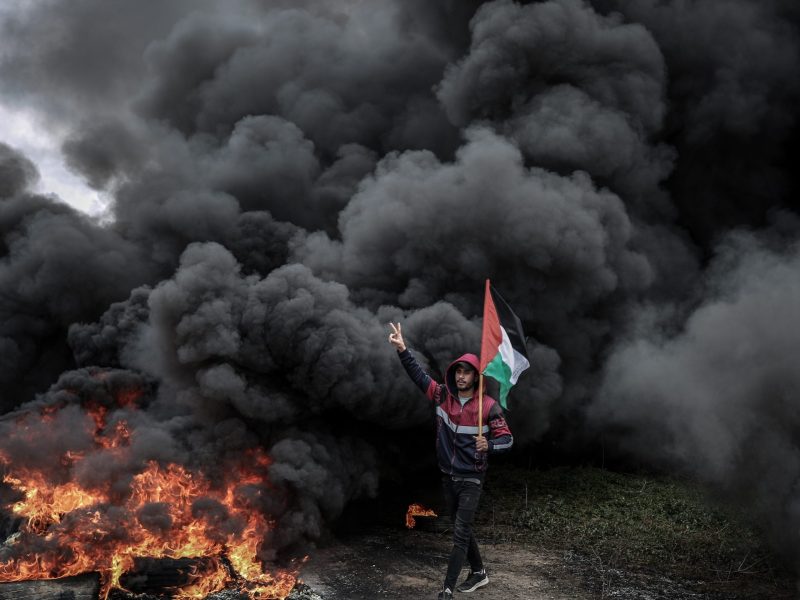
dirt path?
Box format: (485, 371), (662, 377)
(298, 526), (590, 600)
(294, 526), (790, 600)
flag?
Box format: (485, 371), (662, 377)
(479, 279), (530, 409)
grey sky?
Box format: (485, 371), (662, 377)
(0, 100), (106, 214)
(0, 2), (104, 214)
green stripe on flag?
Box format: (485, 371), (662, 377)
(483, 352), (513, 410)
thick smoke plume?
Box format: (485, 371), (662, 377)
(1, 0), (799, 564)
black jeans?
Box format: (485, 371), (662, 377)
(442, 477), (484, 590)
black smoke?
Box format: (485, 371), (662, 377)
(1, 0), (799, 564)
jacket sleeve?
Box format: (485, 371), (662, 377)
(398, 348), (444, 403)
(486, 402), (513, 453)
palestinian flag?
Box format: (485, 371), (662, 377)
(479, 279), (530, 409)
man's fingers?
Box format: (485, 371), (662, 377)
(389, 322), (403, 339)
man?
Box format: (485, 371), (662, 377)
(388, 322), (513, 599)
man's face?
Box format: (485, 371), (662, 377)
(455, 365), (476, 393)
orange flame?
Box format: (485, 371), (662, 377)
(405, 503), (437, 528)
(0, 392), (299, 599)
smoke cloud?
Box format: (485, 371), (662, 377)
(593, 229), (800, 554)
(1, 0), (799, 564)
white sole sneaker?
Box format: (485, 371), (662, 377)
(458, 574), (489, 593)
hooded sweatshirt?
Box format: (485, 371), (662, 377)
(398, 349), (513, 480)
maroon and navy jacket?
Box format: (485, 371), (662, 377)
(398, 349), (513, 481)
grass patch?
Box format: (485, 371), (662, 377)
(476, 464), (790, 593)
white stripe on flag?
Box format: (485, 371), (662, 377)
(499, 327), (531, 384)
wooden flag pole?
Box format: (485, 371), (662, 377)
(478, 278), (490, 440)
(477, 372), (484, 438)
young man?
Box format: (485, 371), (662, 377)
(388, 323), (513, 599)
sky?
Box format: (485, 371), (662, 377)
(1, 0), (800, 564)
(0, 100), (108, 214)
(0, 1), (107, 214)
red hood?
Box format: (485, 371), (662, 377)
(445, 353), (481, 397)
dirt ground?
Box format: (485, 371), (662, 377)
(298, 526), (589, 600)
(294, 525), (791, 600)
(0, 528), (788, 600)
(2, 512), (789, 600)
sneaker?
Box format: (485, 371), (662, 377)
(437, 587), (454, 600)
(457, 569), (489, 593)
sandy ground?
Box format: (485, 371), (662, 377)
(298, 526), (591, 600)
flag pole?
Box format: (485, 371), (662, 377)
(477, 278), (490, 439)
(477, 372), (484, 439)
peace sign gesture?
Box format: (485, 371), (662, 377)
(388, 322), (406, 352)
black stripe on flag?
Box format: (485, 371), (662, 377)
(489, 284), (529, 360)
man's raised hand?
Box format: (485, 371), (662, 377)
(388, 322), (406, 352)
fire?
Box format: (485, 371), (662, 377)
(405, 503), (437, 528)
(0, 390), (299, 599)
(4, 473), (105, 533)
